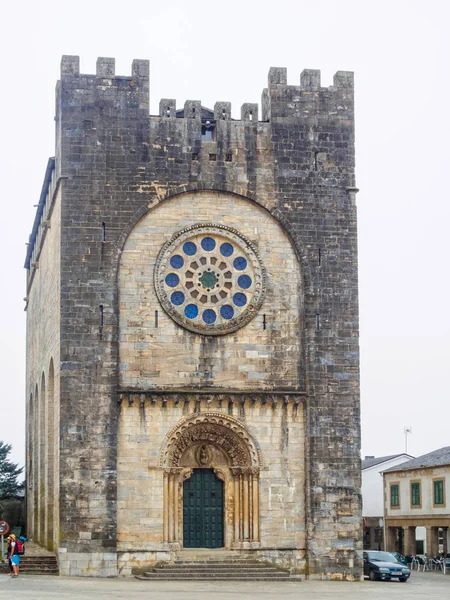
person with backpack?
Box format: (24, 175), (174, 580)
(6, 534), (20, 577)
(5, 536), (13, 575)
(16, 536), (25, 557)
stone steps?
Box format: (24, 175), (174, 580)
(19, 556), (59, 575)
(139, 576), (294, 581)
(137, 558), (298, 581)
(147, 568), (287, 574)
(159, 565), (273, 570)
(172, 558), (268, 568)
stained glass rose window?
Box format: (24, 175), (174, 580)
(154, 224), (266, 335)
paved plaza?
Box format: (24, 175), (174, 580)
(0, 571), (448, 599)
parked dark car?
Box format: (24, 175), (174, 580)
(363, 551), (411, 582)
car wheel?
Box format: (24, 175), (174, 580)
(369, 570), (378, 581)
(399, 577), (408, 582)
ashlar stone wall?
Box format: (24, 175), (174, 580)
(25, 185), (61, 551)
(117, 399), (305, 575)
(119, 191), (303, 391)
(116, 191), (305, 574)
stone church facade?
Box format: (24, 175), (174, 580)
(25, 56), (361, 578)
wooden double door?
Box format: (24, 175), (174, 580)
(183, 468), (224, 548)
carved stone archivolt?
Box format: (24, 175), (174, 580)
(159, 413), (262, 548)
(161, 413), (262, 469)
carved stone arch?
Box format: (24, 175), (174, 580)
(45, 358), (55, 550)
(33, 383), (39, 540)
(37, 372), (46, 543)
(160, 412), (263, 469)
(113, 187), (313, 298)
(160, 413), (262, 549)
(27, 391), (34, 538)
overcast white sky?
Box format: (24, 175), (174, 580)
(0, 0), (449, 469)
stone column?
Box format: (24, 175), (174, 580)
(234, 476), (240, 541)
(426, 526), (439, 557)
(248, 474), (253, 540)
(168, 474), (175, 542)
(404, 526), (416, 555)
(163, 471), (169, 541)
(252, 472), (260, 542)
(232, 468), (260, 545)
(243, 473), (250, 540)
(401, 527), (408, 555)
(172, 472), (178, 542)
(385, 526), (397, 552)
(239, 473), (244, 539)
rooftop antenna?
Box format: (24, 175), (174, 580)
(404, 427), (412, 454)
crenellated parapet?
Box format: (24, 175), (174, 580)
(25, 56), (356, 296)
(60, 55), (150, 82)
(263, 66), (354, 121)
(31, 56), (357, 295)
(58, 56), (352, 126)
(57, 55), (150, 114)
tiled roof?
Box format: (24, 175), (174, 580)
(383, 446), (450, 473)
(362, 454), (412, 470)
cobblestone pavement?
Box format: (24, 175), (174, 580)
(0, 571), (448, 599)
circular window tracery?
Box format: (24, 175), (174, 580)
(154, 224), (266, 335)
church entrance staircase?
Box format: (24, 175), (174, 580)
(136, 549), (299, 581)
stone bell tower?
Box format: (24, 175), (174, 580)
(25, 56), (361, 578)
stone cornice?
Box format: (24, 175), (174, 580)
(118, 390), (306, 408)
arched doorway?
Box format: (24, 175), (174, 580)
(160, 413), (262, 549)
(183, 468), (224, 548)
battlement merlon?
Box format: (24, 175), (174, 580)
(57, 55), (150, 111)
(159, 99), (176, 118)
(263, 66), (354, 121)
(60, 55), (150, 81)
(267, 66), (354, 91)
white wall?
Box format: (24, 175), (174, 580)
(384, 464), (450, 517)
(362, 455), (412, 517)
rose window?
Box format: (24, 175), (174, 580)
(154, 224), (266, 335)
